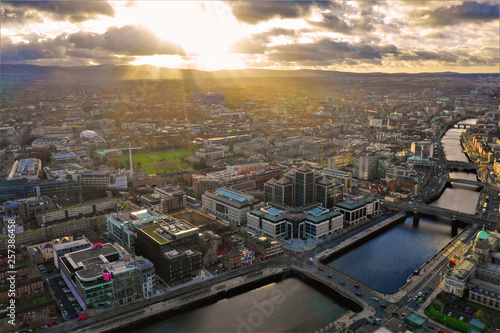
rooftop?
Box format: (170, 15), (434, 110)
(140, 218), (198, 244)
(64, 243), (118, 271)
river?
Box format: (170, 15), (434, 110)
(139, 278), (349, 333)
(326, 118), (480, 294)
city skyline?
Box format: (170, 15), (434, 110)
(1, 0), (499, 73)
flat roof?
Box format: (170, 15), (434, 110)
(65, 243), (118, 270)
(215, 188), (253, 203)
(404, 313), (427, 325)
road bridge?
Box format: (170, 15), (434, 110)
(444, 160), (479, 170)
(449, 178), (484, 187)
(453, 123), (474, 129)
(386, 202), (495, 227)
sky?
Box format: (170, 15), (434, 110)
(1, 0), (499, 73)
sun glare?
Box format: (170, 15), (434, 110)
(117, 1), (247, 69)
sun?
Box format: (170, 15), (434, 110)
(119, 1), (247, 70)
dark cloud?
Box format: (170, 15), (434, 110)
(1, 0), (115, 23)
(1, 25), (185, 65)
(1, 6), (44, 25)
(399, 51), (459, 63)
(67, 26), (185, 56)
(308, 13), (353, 34)
(423, 32), (447, 39)
(226, 0), (329, 24)
(267, 38), (399, 65)
(232, 28), (304, 54)
(418, 1), (499, 26)
(305, 1), (385, 35)
(102, 26), (185, 56)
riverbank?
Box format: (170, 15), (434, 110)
(316, 212), (407, 263)
(72, 267), (363, 333)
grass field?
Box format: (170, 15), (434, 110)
(115, 149), (192, 174)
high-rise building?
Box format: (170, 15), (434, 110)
(249, 164), (344, 241)
(353, 154), (379, 180)
(411, 141), (434, 159)
(265, 164), (344, 210)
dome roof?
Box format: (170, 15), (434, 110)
(477, 230), (489, 240)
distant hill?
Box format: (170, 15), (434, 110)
(0, 64), (495, 86)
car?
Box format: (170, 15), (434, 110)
(469, 310), (473, 315)
(318, 268), (324, 271)
(372, 297), (379, 302)
(339, 281), (345, 285)
(459, 316), (464, 321)
(355, 292), (362, 297)
(327, 274), (332, 278)
(447, 312), (452, 316)
(354, 284), (360, 288)
(438, 330), (447, 333)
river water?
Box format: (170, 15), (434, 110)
(140, 278), (349, 333)
(326, 118), (480, 294)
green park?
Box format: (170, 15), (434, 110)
(115, 149), (192, 174)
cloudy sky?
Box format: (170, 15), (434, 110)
(1, 0), (498, 72)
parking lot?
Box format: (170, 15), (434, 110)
(47, 276), (83, 320)
(442, 303), (475, 323)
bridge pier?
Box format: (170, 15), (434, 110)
(451, 216), (458, 237)
(413, 208), (420, 226)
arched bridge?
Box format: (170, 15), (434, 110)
(453, 124), (474, 129)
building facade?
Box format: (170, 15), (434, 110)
(202, 188), (256, 225)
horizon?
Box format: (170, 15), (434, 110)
(2, 63), (498, 76)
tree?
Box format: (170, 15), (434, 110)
(199, 157), (207, 169)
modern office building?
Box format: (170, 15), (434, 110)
(247, 206), (343, 241)
(320, 169), (352, 193)
(334, 196), (380, 227)
(135, 217), (201, 286)
(59, 243), (155, 310)
(202, 188), (257, 225)
(264, 164), (340, 209)
(106, 209), (166, 252)
(0, 178), (84, 201)
(249, 164), (345, 241)
(411, 141), (434, 159)
(52, 236), (91, 268)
